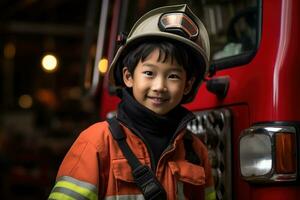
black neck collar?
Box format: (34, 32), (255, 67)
(116, 89), (195, 136)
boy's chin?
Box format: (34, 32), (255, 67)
(145, 106), (172, 116)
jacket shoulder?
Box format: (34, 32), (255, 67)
(56, 121), (111, 184)
(78, 121), (111, 149)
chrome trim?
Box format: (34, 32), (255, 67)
(159, 12), (199, 39)
(90, 0), (110, 95)
(106, 111), (117, 119)
(240, 125), (297, 183)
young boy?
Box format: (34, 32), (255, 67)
(48, 4), (216, 200)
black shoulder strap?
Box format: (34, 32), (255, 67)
(107, 117), (166, 200)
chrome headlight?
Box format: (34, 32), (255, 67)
(239, 124), (297, 183)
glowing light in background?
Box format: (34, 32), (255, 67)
(41, 54), (58, 72)
(4, 42), (16, 59)
(18, 94), (33, 109)
(98, 58), (108, 74)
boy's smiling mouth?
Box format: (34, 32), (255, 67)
(147, 96), (169, 105)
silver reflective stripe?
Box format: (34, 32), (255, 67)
(57, 176), (98, 194)
(104, 194), (145, 200)
(51, 187), (88, 200)
(177, 181), (185, 200)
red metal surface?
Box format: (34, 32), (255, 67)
(272, 0), (300, 121)
(98, 0), (121, 120)
(251, 186), (299, 200)
(186, 0), (300, 199)
(186, 0), (300, 122)
(99, 87), (119, 119)
(230, 104), (251, 200)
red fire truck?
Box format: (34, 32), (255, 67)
(84, 0), (300, 199)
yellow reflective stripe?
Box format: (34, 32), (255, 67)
(50, 187), (88, 200)
(58, 176), (97, 193)
(49, 192), (76, 200)
(54, 180), (97, 200)
(205, 187), (216, 200)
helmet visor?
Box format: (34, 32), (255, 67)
(159, 12), (199, 40)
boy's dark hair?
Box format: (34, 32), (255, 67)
(119, 40), (195, 83)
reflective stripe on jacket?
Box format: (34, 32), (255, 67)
(48, 121), (216, 200)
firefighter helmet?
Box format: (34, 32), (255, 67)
(108, 4), (210, 103)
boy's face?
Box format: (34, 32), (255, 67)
(123, 49), (194, 115)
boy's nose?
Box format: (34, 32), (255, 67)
(152, 77), (167, 92)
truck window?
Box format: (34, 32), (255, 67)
(119, 0), (260, 70)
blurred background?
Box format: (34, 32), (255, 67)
(0, 0), (257, 199)
(0, 0), (101, 199)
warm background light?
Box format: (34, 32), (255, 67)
(98, 58), (108, 74)
(18, 94), (33, 109)
(41, 54), (58, 72)
(4, 42), (16, 59)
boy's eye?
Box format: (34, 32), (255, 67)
(143, 71), (153, 76)
(169, 74), (181, 79)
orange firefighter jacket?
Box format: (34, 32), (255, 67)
(48, 121), (216, 200)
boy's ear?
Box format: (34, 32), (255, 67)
(123, 67), (133, 88)
(184, 77), (195, 95)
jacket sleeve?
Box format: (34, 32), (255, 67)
(48, 126), (103, 200)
